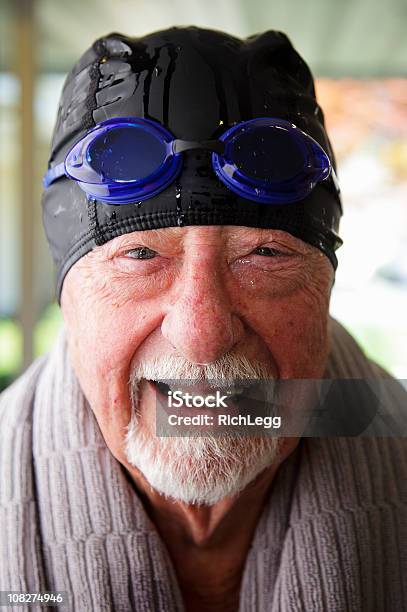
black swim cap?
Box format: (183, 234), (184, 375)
(42, 26), (342, 301)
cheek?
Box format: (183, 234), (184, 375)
(279, 301), (330, 377)
(60, 268), (165, 409)
(235, 270), (332, 377)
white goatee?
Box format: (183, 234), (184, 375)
(124, 353), (280, 506)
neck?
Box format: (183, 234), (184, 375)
(127, 438), (298, 545)
(124, 438), (299, 610)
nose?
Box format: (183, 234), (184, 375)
(161, 256), (244, 364)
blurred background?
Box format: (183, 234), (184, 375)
(1, 0), (406, 390)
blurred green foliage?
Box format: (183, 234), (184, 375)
(0, 318), (22, 390)
(33, 302), (62, 356)
(342, 322), (407, 377)
(0, 303), (62, 392)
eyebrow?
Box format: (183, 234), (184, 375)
(101, 228), (186, 255)
(100, 225), (311, 257)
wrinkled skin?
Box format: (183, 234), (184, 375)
(61, 225), (334, 611)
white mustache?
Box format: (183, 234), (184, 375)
(129, 352), (274, 387)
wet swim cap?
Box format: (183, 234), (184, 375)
(42, 26), (343, 301)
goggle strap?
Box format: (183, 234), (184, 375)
(319, 171), (342, 214)
(43, 162), (66, 187)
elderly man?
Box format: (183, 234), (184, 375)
(1, 27), (406, 612)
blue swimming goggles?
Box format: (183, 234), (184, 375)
(43, 116), (340, 206)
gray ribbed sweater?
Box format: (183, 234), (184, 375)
(0, 318), (406, 611)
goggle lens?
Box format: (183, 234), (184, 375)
(229, 126), (305, 184)
(86, 126), (167, 182)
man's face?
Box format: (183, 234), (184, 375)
(61, 225), (333, 504)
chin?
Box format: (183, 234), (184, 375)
(124, 411), (281, 506)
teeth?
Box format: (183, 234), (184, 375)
(223, 387), (244, 396)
